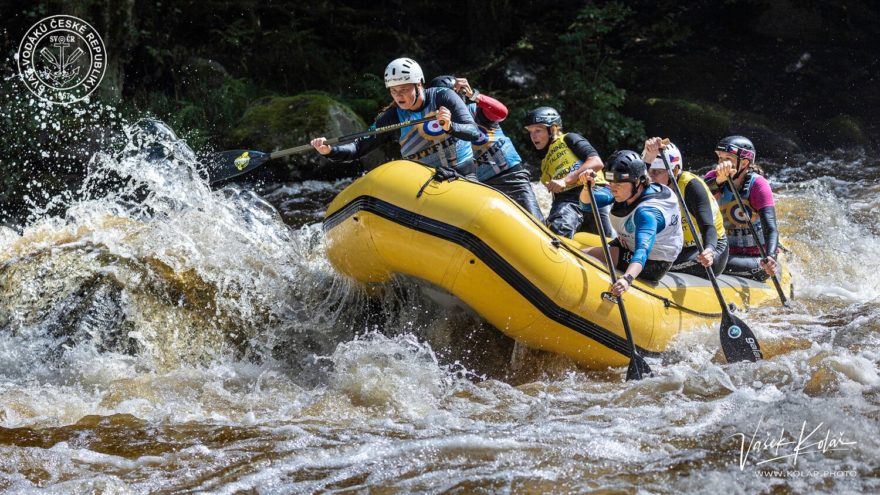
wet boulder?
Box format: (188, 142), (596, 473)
(0, 243), (255, 365)
(820, 114), (867, 149)
(630, 96), (803, 165)
(230, 94), (387, 181)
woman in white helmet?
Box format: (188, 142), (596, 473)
(311, 58), (481, 176)
(642, 137), (729, 279)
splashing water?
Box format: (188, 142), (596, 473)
(0, 104), (878, 494)
(1, 114), (364, 391)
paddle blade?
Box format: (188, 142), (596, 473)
(206, 149), (271, 186)
(626, 352), (653, 381)
(720, 311), (763, 363)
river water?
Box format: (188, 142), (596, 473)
(0, 125), (878, 494)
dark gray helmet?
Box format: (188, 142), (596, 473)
(606, 150), (648, 186)
(524, 106), (562, 127)
(428, 75), (456, 89)
(716, 135), (756, 162)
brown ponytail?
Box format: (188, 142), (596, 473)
(378, 100), (398, 119)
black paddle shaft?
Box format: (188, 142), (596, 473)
(585, 182), (652, 380)
(268, 113), (438, 160)
(659, 149), (730, 312)
(208, 113), (438, 185)
(659, 147), (762, 362)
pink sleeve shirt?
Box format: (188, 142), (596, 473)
(746, 174), (775, 210)
(704, 170), (775, 210)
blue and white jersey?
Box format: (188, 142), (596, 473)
(397, 87), (474, 169)
(467, 102), (521, 181)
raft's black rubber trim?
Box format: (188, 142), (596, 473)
(324, 195), (661, 359)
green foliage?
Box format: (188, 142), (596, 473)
(2, 0), (875, 220)
(123, 73), (267, 151)
(339, 73), (389, 123)
(122, 0), (417, 134)
(549, 1), (645, 154)
(630, 0), (696, 49)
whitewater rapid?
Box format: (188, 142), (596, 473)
(0, 120), (878, 493)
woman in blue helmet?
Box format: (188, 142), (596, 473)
(580, 150), (684, 296)
(428, 74), (544, 221)
(311, 58), (481, 176)
(704, 135), (780, 281)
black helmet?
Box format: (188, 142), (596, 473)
(606, 150), (648, 186)
(524, 106), (562, 127)
(428, 75), (456, 90)
(715, 135), (756, 162)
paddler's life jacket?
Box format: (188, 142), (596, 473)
(397, 87), (474, 169)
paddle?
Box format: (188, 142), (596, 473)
(658, 147), (763, 363)
(585, 183), (653, 380)
(724, 171), (789, 306)
(206, 113), (438, 186)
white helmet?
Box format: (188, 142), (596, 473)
(650, 141), (682, 170)
(384, 58), (424, 88)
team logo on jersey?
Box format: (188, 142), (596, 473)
(420, 120), (446, 138)
(729, 203), (756, 224)
(474, 126), (491, 147)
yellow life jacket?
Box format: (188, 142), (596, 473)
(676, 170), (726, 247)
(540, 133), (607, 191)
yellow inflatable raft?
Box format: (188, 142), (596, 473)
(323, 160), (791, 369)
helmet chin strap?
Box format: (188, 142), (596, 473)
(732, 154), (748, 181)
(626, 180), (643, 202)
(400, 85), (424, 110)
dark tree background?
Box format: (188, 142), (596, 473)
(1, 0), (878, 224)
